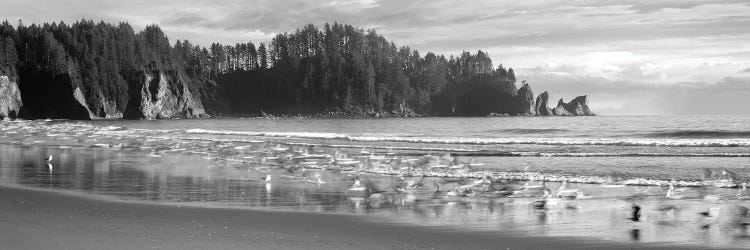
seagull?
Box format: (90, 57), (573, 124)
(556, 179), (580, 199)
(272, 144), (289, 152)
(46, 155), (53, 163)
(305, 174), (326, 184)
(392, 175), (425, 193)
(263, 174), (272, 183)
(665, 182), (703, 200)
(512, 177), (548, 198)
(737, 183), (749, 199)
(532, 189), (552, 209)
(354, 177), (389, 199)
(349, 177), (366, 191)
(699, 204), (750, 227)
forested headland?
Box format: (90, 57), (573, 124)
(0, 20), (593, 119)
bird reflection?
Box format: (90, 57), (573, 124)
(536, 210), (548, 225)
(630, 204), (641, 222)
(630, 229), (640, 241)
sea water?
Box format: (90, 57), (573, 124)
(1, 115), (749, 247)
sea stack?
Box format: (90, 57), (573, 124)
(515, 82), (535, 115)
(534, 91), (553, 116)
(552, 96), (595, 116)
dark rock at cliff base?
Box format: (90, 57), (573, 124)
(515, 83), (535, 115)
(553, 95), (595, 116)
(534, 91), (553, 116)
(16, 70), (92, 120)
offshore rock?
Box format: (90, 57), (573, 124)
(552, 98), (574, 116)
(553, 96), (595, 116)
(515, 83), (535, 115)
(0, 75), (22, 119)
(534, 91), (553, 116)
(124, 70), (208, 119)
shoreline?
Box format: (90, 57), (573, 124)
(3, 111), (598, 122)
(0, 184), (716, 250)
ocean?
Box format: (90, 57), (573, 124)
(88, 115), (750, 181)
(1, 115), (749, 247)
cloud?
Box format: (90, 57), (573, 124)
(571, 0), (750, 13)
(161, 11), (214, 28)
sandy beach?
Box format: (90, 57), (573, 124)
(0, 185), (718, 250)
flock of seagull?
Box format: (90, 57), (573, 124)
(43, 142), (750, 229)
(229, 143), (750, 229)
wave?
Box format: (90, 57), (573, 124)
(645, 130), (750, 139)
(484, 128), (570, 134)
(186, 129), (350, 139)
(186, 128), (750, 147)
(502, 152), (750, 157)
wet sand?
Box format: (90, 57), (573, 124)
(0, 185), (717, 250)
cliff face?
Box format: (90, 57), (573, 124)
(124, 70), (207, 119)
(0, 75), (22, 119)
(14, 65), (210, 120)
(534, 91), (553, 116)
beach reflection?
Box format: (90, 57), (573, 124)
(1, 144), (750, 248)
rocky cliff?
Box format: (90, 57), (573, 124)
(124, 70), (208, 119)
(13, 66), (211, 120)
(0, 75), (22, 119)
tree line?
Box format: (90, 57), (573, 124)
(0, 20), (530, 117)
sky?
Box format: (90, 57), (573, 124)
(3, 0), (750, 115)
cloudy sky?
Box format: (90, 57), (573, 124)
(3, 0), (750, 115)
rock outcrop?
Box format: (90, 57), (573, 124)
(514, 83), (535, 115)
(552, 99), (574, 116)
(0, 75), (22, 119)
(124, 70), (207, 119)
(533, 92), (595, 116)
(534, 91), (553, 116)
(552, 95), (595, 116)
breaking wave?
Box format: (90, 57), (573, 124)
(645, 130), (750, 139)
(484, 128), (570, 134)
(186, 129), (750, 147)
